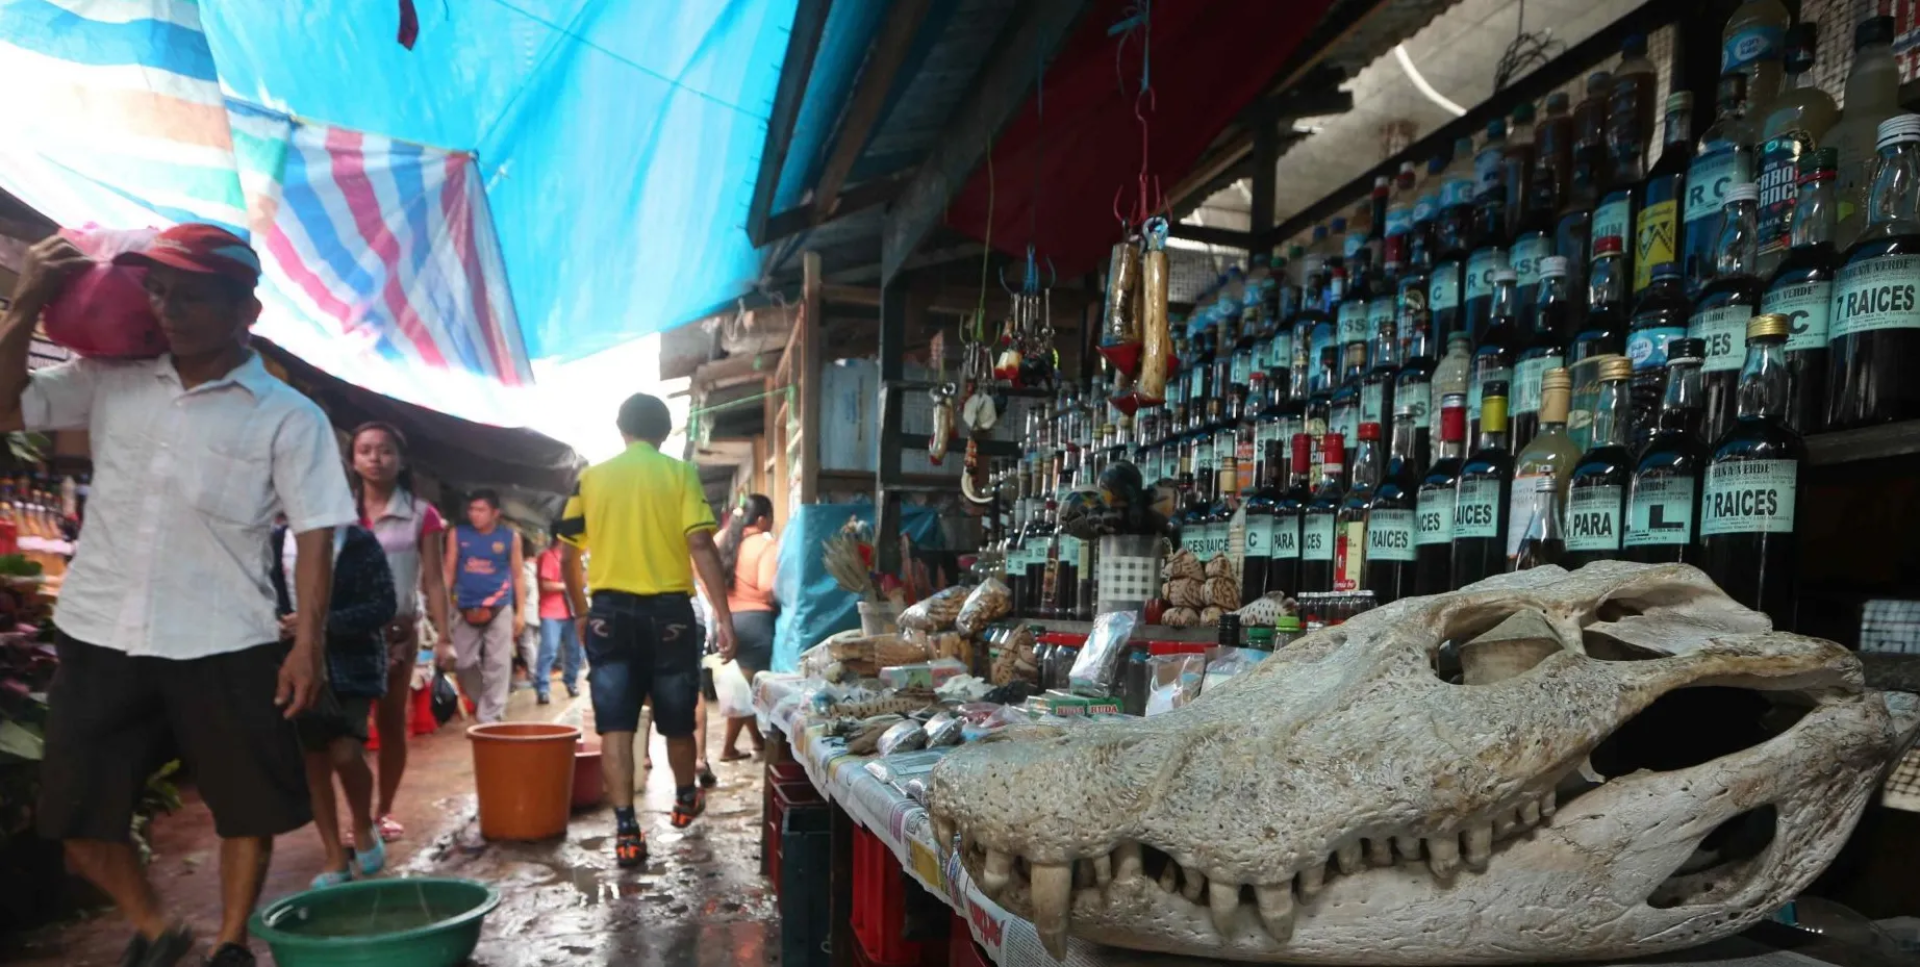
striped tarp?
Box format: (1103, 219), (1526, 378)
(0, 0), (529, 422)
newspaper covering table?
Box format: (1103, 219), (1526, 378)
(752, 673), (1897, 967)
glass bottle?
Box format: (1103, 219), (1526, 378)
(1691, 182), (1763, 445)
(1451, 382), (1513, 589)
(1269, 432), (1312, 596)
(1504, 101), (1539, 241)
(1595, 78), (1649, 298)
(1559, 73), (1612, 323)
(1829, 17), (1900, 249)
(1414, 154), (1448, 254)
(1511, 116), (1557, 323)
(1366, 406), (1420, 604)
(1384, 161), (1418, 268)
(1761, 146), (1836, 435)
(1572, 71), (1613, 170)
(1721, 0), (1790, 112)
(1242, 439), (1282, 606)
(1414, 395), (1467, 595)
(1469, 269), (1519, 445)
(1615, 32), (1659, 159)
(1699, 314), (1804, 625)
(1338, 253), (1373, 378)
(1336, 422), (1383, 592)
(1396, 274), (1437, 476)
(1362, 311), (1399, 444)
(1568, 235), (1630, 452)
(1563, 356), (1634, 568)
(1301, 432), (1346, 593)
(1754, 23), (1838, 278)
(1507, 369), (1579, 571)
(1366, 260), (1399, 389)
(1626, 339), (1706, 563)
(1536, 92), (1574, 220)
(1635, 92), (1693, 296)
(1626, 263), (1692, 449)
(1432, 137), (1477, 345)
(1466, 120), (1513, 344)
(1828, 115), (1920, 429)
(1329, 342), (1366, 449)
(1513, 255), (1572, 451)
(1685, 73), (1758, 297)
(1432, 330), (1471, 426)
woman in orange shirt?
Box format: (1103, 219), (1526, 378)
(716, 494), (778, 760)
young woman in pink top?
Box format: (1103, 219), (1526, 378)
(348, 423), (452, 841)
(533, 538), (583, 702)
(716, 494), (778, 760)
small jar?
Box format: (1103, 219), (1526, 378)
(1272, 615), (1302, 651)
(1122, 641), (1152, 715)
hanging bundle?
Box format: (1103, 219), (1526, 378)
(1138, 217), (1172, 403)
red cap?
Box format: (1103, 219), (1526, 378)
(1290, 432), (1311, 473)
(1322, 433), (1346, 466)
(1358, 422), (1382, 441)
(114, 223), (261, 285)
(1439, 401), (1467, 442)
(1592, 235), (1624, 256)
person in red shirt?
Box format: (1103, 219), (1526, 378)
(532, 538), (582, 702)
(716, 495), (778, 760)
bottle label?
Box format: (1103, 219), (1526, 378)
(1468, 363), (1512, 423)
(1416, 489), (1455, 545)
(1335, 519), (1366, 590)
(1593, 193), (1632, 250)
(1245, 513), (1272, 560)
(1689, 304), (1755, 372)
(1429, 264), (1462, 312)
(1302, 511), (1335, 561)
(1333, 403), (1360, 451)
(1513, 355), (1563, 416)
(1368, 296), (1396, 340)
(1060, 534), (1083, 564)
(1402, 376), (1431, 430)
(1512, 233), (1553, 290)
(1684, 149), (1750, 226)
(1272, 513), (1301, 560)
(1504, 473), (1555, 557)
(1442, 175), (1477, 210)
(1701, 459), (1798, 536)
(1232, 348), (1254, 387)
(1366, 508), (1417, 561)
(1722, 25), (1784, 74)
(1633, 197), (1679, 292)
(1626, 324), (1687, 371)
(1831, 255), (1920, 338)
(1142, 448), (1162, 483)
(1414, 192), (1439, 225)
(1455, 478), (1502, 538)
(1196, 522), (1219, 562)
(1625, 475), (1696, 547)
(1755, 135), (1808, 260)
(1361, 382), (1386, 425)
(1385, 206), (1413, 239)
(1762, 280), (1833, 352)
(1194, 437), (1214, 471)
(1474, 147), (1505, 198)
(1269, 330), (1294, 371)
(1464, 247), (1509, 305)
(1339, 300), (1369, 346)
(1565, 484), (1624, 552)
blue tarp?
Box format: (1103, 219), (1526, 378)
(771, 502), (941, 673)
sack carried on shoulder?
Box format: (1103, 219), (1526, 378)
(462, 606), (497, 627)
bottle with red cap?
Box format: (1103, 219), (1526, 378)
(1414, 394), (1468, 595)
(1335, 423), (1384, 591)
(1268, 432), (1313, 596)
(1300, 432), (1346, 593)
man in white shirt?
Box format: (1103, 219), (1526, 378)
(1, 225), (359, 967)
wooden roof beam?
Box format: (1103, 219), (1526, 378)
(811, 0), (931, 228)
(746, 0), (833, 247)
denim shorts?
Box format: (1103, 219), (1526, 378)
(583, 592), (701, 737)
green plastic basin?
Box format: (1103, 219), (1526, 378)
(250, 877), (499, 967)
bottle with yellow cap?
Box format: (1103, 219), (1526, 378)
(1626, 338), (1708, 563)
(1565, 356), (1636, 567)
(1451, 381), (1513, 588)
(1509, 368), (1580, 571)
(1699, 314), (1804, 624)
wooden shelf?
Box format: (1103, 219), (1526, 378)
(1806, 420), (1920, 467)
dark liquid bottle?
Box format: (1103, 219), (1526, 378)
(1395, 270), (1437, 477)
(1634, 91), (1694, 297)
(1362, 313), (1400, 447)
(1563, 358), (1634, 568)
(1690, 182), (1763, 445)
(1698, 315), (1804, 627)
(1431, 136), (1477, 346)
(1365, 407), (1421, 603)
(1568, 235), (1630, 451)
(1414, 395), (1468, 595)
(1593, 80), (1648, 301)
(1760, 147), (1836, 435)
(1513, 256), (1573, 451)
(1268, 433), (1312, 596)
(1827, 114), (1920, 429)
(1451, 383), (1513, 589)
(1241, 440), (1283, 605)
(1469, 270), (1520, 445)
(1557, 72), (1613, 327)
(1625, 340), (1706, 563)
(1329, 343), (1366, 449)
(1300, 432), (1347, 593)
(1336, 423), (1383, 592)
(1626, 264), (1692, 450)
(1685, 73), (1757, 298)
(1465, 119), (1512, 344)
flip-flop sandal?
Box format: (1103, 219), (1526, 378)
(615, 829), (648, 869)
(718, 749), (750, 762)
(698, 763), (719, 788)
(671, 789), (706, 828)
(376, 815), (405, 841)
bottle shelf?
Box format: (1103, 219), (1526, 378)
(1805, 420), (1920, 467)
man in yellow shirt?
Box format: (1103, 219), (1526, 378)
(556, 394), (735, 868)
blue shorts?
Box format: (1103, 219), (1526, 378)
(583, 592), (701, 737)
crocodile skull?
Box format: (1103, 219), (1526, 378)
(925, 562), (1920, 964)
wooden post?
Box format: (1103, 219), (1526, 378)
(799, 251), (823, 505)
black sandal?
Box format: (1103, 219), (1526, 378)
(698, 762), (718, 788)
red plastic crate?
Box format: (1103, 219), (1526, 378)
(765, 773), (824, 894)
(852, 824), (945, 967)
(948, 915), (992, 967)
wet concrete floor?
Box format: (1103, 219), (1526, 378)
(3, 685), (780, 966)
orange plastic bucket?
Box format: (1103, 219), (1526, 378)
(468, 723), (581, 840)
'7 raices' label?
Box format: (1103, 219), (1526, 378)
(1831, 255), (1920, 339)
(1366, 508), (1416, 562)
(1416, 489), (1454, 546)
(1701, 460), (1798, 536)
(1302, 511), (1336, 561)
(1453, 478), (1502, 539)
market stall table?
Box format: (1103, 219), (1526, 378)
(752, 673), (1915, 967)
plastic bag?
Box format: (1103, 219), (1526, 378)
(1203, 648), (1260, 695)
(430, 671), (460, 726)
(1145, 653), (1205, 716)
(710, 657), (755, 719)
(877, 719), (928, 756)
(42, 227), (170, 359)
(953, 577), (1012, 636)
(897, 585), (973, 632)
(1069, 610), (1138, 695)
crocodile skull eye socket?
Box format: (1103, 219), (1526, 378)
(926, 562), (1920, 964)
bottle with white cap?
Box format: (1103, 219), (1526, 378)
(1828, 113), (1920, 429)
(1513, 255), (1572, 450)
(1469, 269), (1521, 448)
(1692, 181), (1764, 444)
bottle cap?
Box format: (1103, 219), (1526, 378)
(1667, 337), (1705, 362)
(1290, 432), (1312, 472)
(1542, 368), (1572, 391)
(1545, 91), (1570, 113)
(1374, 175), (1391, 189)
(1492, 269), (1518, 284)
(1748, 314), (1792, 340)
(1332, 216), (1348, 232)
(1858, 16), (1896, 48)
(1454, 136), (1475, 157)
(1666, 91), (1693, 113)
(1486, 117), (1507, 139)
(1511, 101), (1535, 124)
(1724, 182), (1760, 203)
(1586, 70), (1612, 94)
(1400, 160), (1416, 176)
(1597, 355), (1633, 381)
(1876, 115), (1920, 147)
(1800, 147), (1838, 175)
(1479, 388), (1509, 433)
(1592, 235), (1624, 256)
(1427, 155), (1448, 174)
(1313, 225), (1329, 240)
(1538, 255), (1569, 278)
(1438, 397), (1467, 442)
(1322, 433), (1346, 467)
(1358, 422), (1382, 442)
(1621, 32), (1646, 57)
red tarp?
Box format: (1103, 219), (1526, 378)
(945, 0), (1336, 277)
